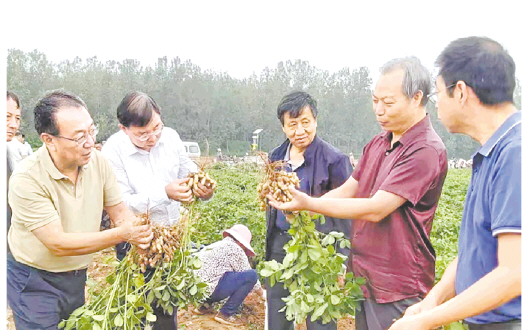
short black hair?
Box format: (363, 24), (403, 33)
(7, 91), (20, 109)
(117, 91), (161, 127)
(277, 91), (318, 124)
(34, 90), (88, 135)
(436, 36), (516, 105)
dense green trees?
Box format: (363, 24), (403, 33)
(7, 49), (521, 158)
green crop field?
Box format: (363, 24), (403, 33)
(431, 169), (471, 282)
(191, 164), (471, 329)
(193, 163), (471, 280)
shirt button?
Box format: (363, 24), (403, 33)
(385, 152), (389, 156)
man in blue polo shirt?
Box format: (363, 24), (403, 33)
(390, 36), (521, 330)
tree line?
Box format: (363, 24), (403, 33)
(7, 49), (522, 158)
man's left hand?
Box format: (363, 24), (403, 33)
(192, 181), (214, 200)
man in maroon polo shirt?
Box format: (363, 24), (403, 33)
(268, 56), (448, 330)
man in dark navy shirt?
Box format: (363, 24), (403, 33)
(265, 91), (352, 330)
(269, 58), (448, 330)
(390, 37), (521, 330)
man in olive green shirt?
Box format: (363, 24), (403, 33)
(7, 90), (153, 330)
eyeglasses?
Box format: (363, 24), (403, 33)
(130, 123), (164, 142)
(54, 126), (99, 146)
(428, 84), (456, 104)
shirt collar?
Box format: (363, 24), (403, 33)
(377, 115), (431, 147)
(280, 135), (321, 167)
(475, 111), (521, 158)
(121, 128), (166, 156)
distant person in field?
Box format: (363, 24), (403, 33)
(390, 37), (521, 330)
(269, 58), (448, 330)
(193, 224), (263, 326)
(18, 133), (33, 156)
(101, 91), (215, 329)
(7, 132), (34, 168)
(6, 131), (25, 169)
(7, 90), (152, 330)
(265, 91), (353, 330)
(6, 91), (21, 238)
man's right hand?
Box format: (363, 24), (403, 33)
(119, 224), (153, 250)
(165, 178), (194, 203)
(402, 295), (439, 316)
(267, 187), (311, 212)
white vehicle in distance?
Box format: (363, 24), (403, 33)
(182, 141), (201, 158)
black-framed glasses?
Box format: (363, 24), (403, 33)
(54, 126), (99, 146)
(428, 84), (456, 104)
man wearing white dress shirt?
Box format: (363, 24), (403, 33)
(102, 91), (215, 329)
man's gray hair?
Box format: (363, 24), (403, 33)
(380, 56), (431, 106)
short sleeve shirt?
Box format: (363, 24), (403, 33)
(456, 111), (521, 324)
(351, 116), (448, 303)
(8, 146), (122, 272)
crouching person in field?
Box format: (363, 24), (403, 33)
(7, 90), (153, 330)
(194, 224), (263, 326)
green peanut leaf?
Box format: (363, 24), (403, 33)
(193, 258), (202, 269)
(281, 268), (295, 280)
(311, 302), (328, 321)
(146, 312), (157, 322)
(189, 285), (198, 295)
(176, 280), (186, 290)
(355, 277), (366, 285)
(126, 294), (138, 303)
(71, 307), (85, 317)
(260, 268), (275, 277)
(92, 315), (105, 321)
(114, 314), (124, 327)
(308, 248), (321, 261)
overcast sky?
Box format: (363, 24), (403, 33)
(3, 0), (527, 82)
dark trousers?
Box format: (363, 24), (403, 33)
(116, 242), (177, 330)
(207, 270), (258, 316)
(7, 254), (86, 330)
(266, 229), (337, 330)
(467, 319), (521, 330)
(355, 296), (422, 330)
